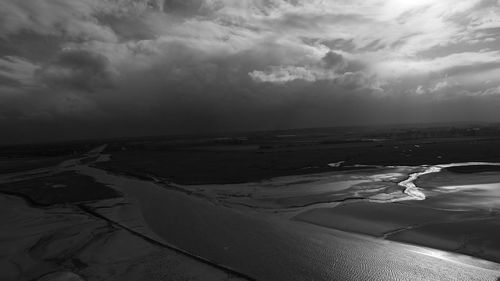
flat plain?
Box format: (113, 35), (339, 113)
(2, 124), (500, 280)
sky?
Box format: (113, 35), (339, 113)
(1, 0), (500, 143)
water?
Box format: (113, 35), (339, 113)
(75, 165), (500, 281)
(398, 162), (500, 201)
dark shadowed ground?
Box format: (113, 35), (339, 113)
(95, 124), (500, 184)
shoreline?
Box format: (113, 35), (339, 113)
(2, 147), (500, 280)
(398, 162), (500, 200)
(76, 164), (500, 280)
(296, 162), (500, 265)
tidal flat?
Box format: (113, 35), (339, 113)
(2, 126), (500, 280)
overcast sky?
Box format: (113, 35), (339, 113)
(1, 0), (500, 143)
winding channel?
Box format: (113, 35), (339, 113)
(398, 162), (500, 200)
(72, 156), (500, 280)
(3, 147), (500, 280)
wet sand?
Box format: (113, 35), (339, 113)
(75, 164), (500, 281)
(2, 145), (500, 280)
(171, 167), (410, 212)
(416, 169), (500, 189)
(0, 149), (250, 281)
(390, 218), (500, 263)
(294, 201), (485, 237)
(295, 163), (500, 264)
(0, 194), (247, 281)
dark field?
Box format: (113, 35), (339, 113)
(92, 125), (500, 185)
(0, 156), (70, 174)
(0, 140), (104, 174)
(0, 171), (120, 205)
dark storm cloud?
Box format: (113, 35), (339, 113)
(272, 12), (369, 31)
(162, 0), (204, 15)
(1, 0), (500, 143)
(0, 75), (21, 87)
(0, 0), (120, 42)
(37, 50), (116, 92)
(322, 51), (346, 69)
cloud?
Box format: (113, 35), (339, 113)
(0, 0), (500, 143)
(374, 51), (500, 81)
(481, 86), (500, 95)
(250, 66), (321, 83)
(0, 56), (39, 89)
(37, 49), (116, 92)
(249, 51), (357, 83)
(322, 51), (347, 70)
(0, 0), (123, 42)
